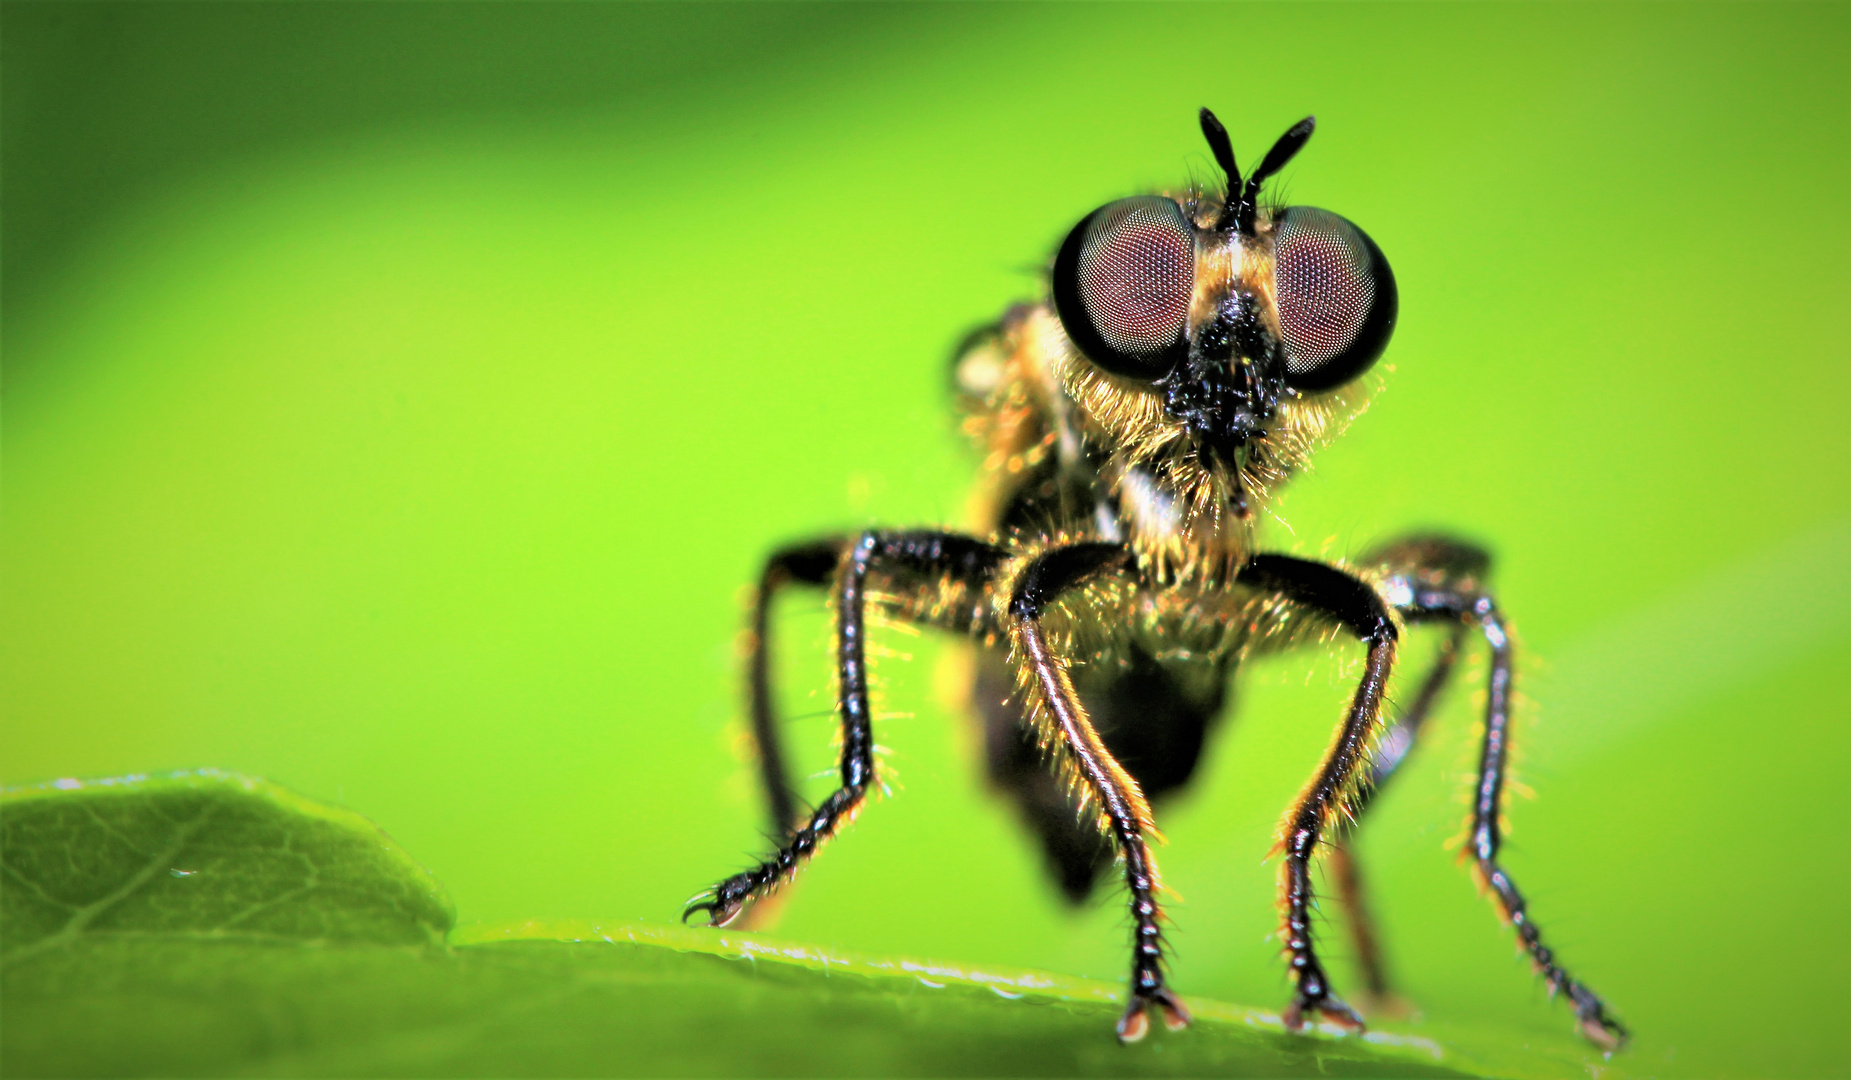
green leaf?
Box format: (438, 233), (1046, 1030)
(1, 770), (453, 958)
(2, 770), (454, 1076)
(2, 773), (1620, 1078)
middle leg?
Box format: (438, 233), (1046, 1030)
(686, 529), (1005, 927)
(1446, 591), (1627, 1048)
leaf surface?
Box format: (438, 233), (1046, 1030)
(3, 770), (453, 960)
(1, 773), (1620, 1078)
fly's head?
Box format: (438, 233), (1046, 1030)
(1050, 109), (1397, 559)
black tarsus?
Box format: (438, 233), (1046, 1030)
(747, 537), (847, 839)
(685, 530), (1005, 928)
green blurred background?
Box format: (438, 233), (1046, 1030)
(4, 3), (1846, 1076)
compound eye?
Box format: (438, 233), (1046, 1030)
(1053, 196), (1195, 378)
(1273, 207), (1397, 391)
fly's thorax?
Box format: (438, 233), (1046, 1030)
(952, 305), (1107, 539)
(1125, 572), (1278, 657)
(1107, 460), (1254, 584)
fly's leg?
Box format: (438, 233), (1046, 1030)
(685, 530), (1005, 928)
(1361, 622), (1466, 788)
(1355, 535), (1627, 1048)
(1243, 554), (1401, 1033)
(1008, 542), (1190, 1043)
(1327, 621), (1463, 1002)
(746, 538), (846, 839)
(1437, 592), (1629, 1049)
(1327, 536), (1486, 1002)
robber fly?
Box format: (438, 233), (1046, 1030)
(686, 109), (1626, 1049)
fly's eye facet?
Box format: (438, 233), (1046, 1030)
(1053, 196), (1195, 378)
(1273, 207), (1397, 391)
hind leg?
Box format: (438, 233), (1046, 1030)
(1345, 534), (1627, 1048)
(1328, 537), (1484, 1003)
(687, 530), (1006, 926)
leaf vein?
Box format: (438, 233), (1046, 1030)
(2, 802), (217, 964)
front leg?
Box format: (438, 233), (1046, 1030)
(1243, 554), (1400, 1033)
(1008, 542), (1190, 1043)
(686, 530), (1005, 927)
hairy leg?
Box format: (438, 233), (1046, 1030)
(1006, 542), (1189, 1042)
(1328, 536), (1487, 1001)
(1328, 623), (1462, 1000)
(1462, 597), (1627, 1048)
(745, 537), (846, 839)
(1361, 536), (1627, 1048)
(686, 530), (1005, 927)
(1242, 554), (1401, 1032)
(976, 638), (1229, 906)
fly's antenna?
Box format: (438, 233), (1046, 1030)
(1201, 109), (1317, 235)
(1240, 116), (1315, 234)
(1199, 108), (1243, 231)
